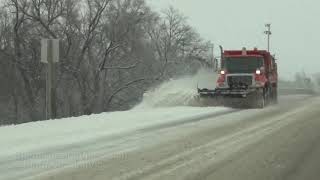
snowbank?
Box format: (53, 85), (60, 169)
(0, 107), (230, 160)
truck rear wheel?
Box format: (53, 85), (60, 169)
(273, 88), (278, 104)
(269, 87), (278, 104)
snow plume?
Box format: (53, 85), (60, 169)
(136, 69), (218, 108)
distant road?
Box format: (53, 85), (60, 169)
(27, 95), (320, 180)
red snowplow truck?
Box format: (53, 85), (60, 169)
(198, 47), (278, 108)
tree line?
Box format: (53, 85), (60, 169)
(0, 0), (212, 125)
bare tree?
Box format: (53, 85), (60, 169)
(146, 6), (210, 80)
(0, 0), (211, 125)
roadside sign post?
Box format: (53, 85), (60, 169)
(41, 39), (59, 120)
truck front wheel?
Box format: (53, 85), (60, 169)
(255, 89), (265, 109)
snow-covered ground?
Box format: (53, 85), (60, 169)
(0, 106), (233, 179)
(0, 69), (230, 180)
(0, 107), (230, 159)
(1, 69), (221, 158)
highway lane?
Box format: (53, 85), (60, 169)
(28, 95), (320, 180)
(202, 98), (320, 180)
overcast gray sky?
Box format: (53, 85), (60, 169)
(148, 0), (320, 79)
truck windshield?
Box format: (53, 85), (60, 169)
(225, 57), (264, 73)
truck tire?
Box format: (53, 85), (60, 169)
(255, 90), (265, 109)
(274, 88), (278, 104)
(269, 87), (278, 104)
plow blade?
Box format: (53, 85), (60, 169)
(197, 88), (262, 108)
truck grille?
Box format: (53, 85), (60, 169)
(227, 75), (253, 88)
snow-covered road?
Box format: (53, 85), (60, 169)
(0, 95), (313, 180)
(27, 95), (320, 180)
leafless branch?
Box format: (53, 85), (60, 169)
(106, 78), (145, 109)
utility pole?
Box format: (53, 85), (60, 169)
(264, 24), (272, 52)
